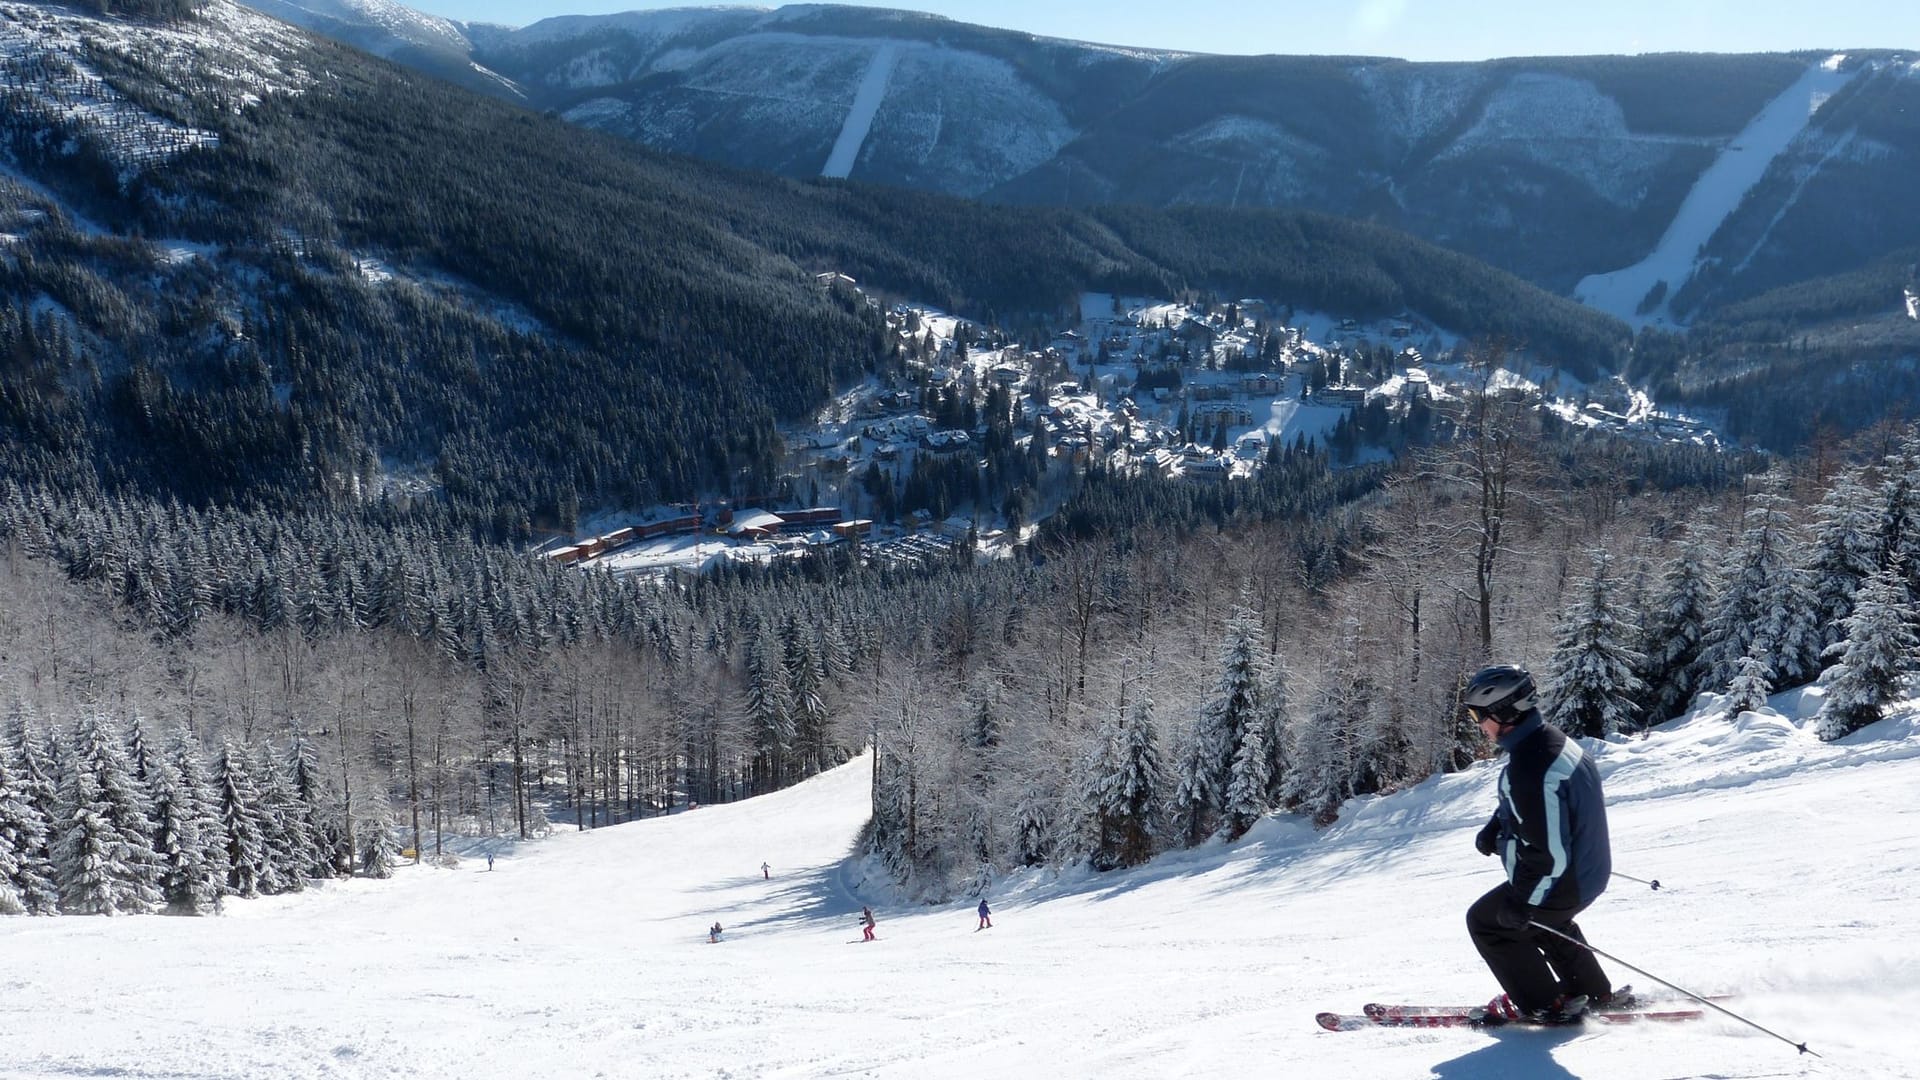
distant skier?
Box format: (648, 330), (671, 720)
(1461, 665), (1618, 1025)
(761, 861), (770, 880)
(709, 921), (723, 943)
(976, 899), (992, 930)
(860, 905), (876, 942)
(486, 852), (494, 872)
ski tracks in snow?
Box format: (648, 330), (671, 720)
(821, 41), (902, 179)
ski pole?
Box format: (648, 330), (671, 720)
(1612, 871), (1661, 890)
(1527, 920), (1816, 1057)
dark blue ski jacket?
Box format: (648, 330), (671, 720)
(1485, 711), (1611, 912)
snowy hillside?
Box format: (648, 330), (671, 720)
(209, 1), (1920, 318)
(5, 685), (1917, 1078)
(0, 0), (312, 177)
(244, 0), (468, 55)
(1574, 57), (1861, 329)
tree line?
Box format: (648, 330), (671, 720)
(8, 391), (1920, 911)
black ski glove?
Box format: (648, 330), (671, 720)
(1475, 819), (1501, 857)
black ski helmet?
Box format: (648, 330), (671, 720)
(1462, 664), (1537, 724)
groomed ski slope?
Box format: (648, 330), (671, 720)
(821, 41), (902, 179)
(1574, 56), (1858, 329)
(3, 689), (1918, 1079)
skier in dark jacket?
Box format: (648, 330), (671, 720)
(976, 899), (992, 930)
(1462, 664), (1617, 1025)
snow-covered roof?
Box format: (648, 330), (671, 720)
(726, 509), (784, 534)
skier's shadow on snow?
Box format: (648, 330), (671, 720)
(1428, 1027), (1583, 1080)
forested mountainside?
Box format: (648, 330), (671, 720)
(0, 0), (1622, 533)
(8, 4), (1918, 926)
(385, 4), (1920, 318)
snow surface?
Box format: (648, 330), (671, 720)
(1352, 63), (1487, 148)
(0, 0), (311, 181)
(821, 40), (901, 178)
(1575, 57), (1860, 329)
(1441, 71), (1697, 211)
(4, 683), (1917, 1077)
(246, 0), (470, 55)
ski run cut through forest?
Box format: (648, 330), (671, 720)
(2, 681), (1918, 1079)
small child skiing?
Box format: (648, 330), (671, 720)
(761, 861), (770, 880)
(860, 905), (876, 942)
(976, 899), (992, 930)
(709, 921), (723, 943)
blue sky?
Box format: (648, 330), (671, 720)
(409, 0), (1919, 60)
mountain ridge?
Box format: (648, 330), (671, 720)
(0, 0), (1629, 528)
(253, 2), (1920, 324)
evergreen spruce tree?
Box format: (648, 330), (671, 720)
(1222, 721), (1271, 838)
(1752, 565), (1824, 689)
(1696, 492), (1795, 694)
(54, 767), (123, 915)
(1010, 781), (1053, 868)
(742, 630), (793, 794)
(126, 717), (156, 787)
(968, 695), (1002, 752)
(1195, 602), (1271, 828)
(1639, 538), (1717, 723)
(818, 622), (854, 684)
(59, 712), (161, 913)
(1260, 655), (1294, 804)
(164, 730), (227, 913)
(148, 739), (222, 915)
(1723, 652), (1774, 715)
(867, 757), (911, 877)
(1807, 467), (1882, 652)
(360, 797), (400, 879)
(1875, 432), (1920, 606)
(0, 732), (58, 914)
(249, 745), (308, 894)
(1542, 551), (1646, 738)
(288, 739), (343, 879)
(784, 631), (829, 779)
(0, 833), (21, 914)
(215, 741), (272, 898)
(1817, 566), (1918, 741)
(1167, 720), (1214, 847)
(1082, 693), (1165, 869)
(0, 746), (44, 914)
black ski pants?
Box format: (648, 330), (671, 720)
(1467, 885), (1612, 1013)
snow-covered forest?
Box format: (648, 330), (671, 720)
(6, 362), (1919, 912)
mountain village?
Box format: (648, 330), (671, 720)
(550, 279), (1725, 579)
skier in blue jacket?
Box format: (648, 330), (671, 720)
(1462, 665), (1618, 1025)
(976, 899), (992, 930)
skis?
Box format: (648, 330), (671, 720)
(1359, 986), (1723, 1018)
(1316, 991), (1713, 1032)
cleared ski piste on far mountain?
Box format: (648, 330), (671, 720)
(4, 689), (1917, 1079)
(1574, 55), (1858, 330)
